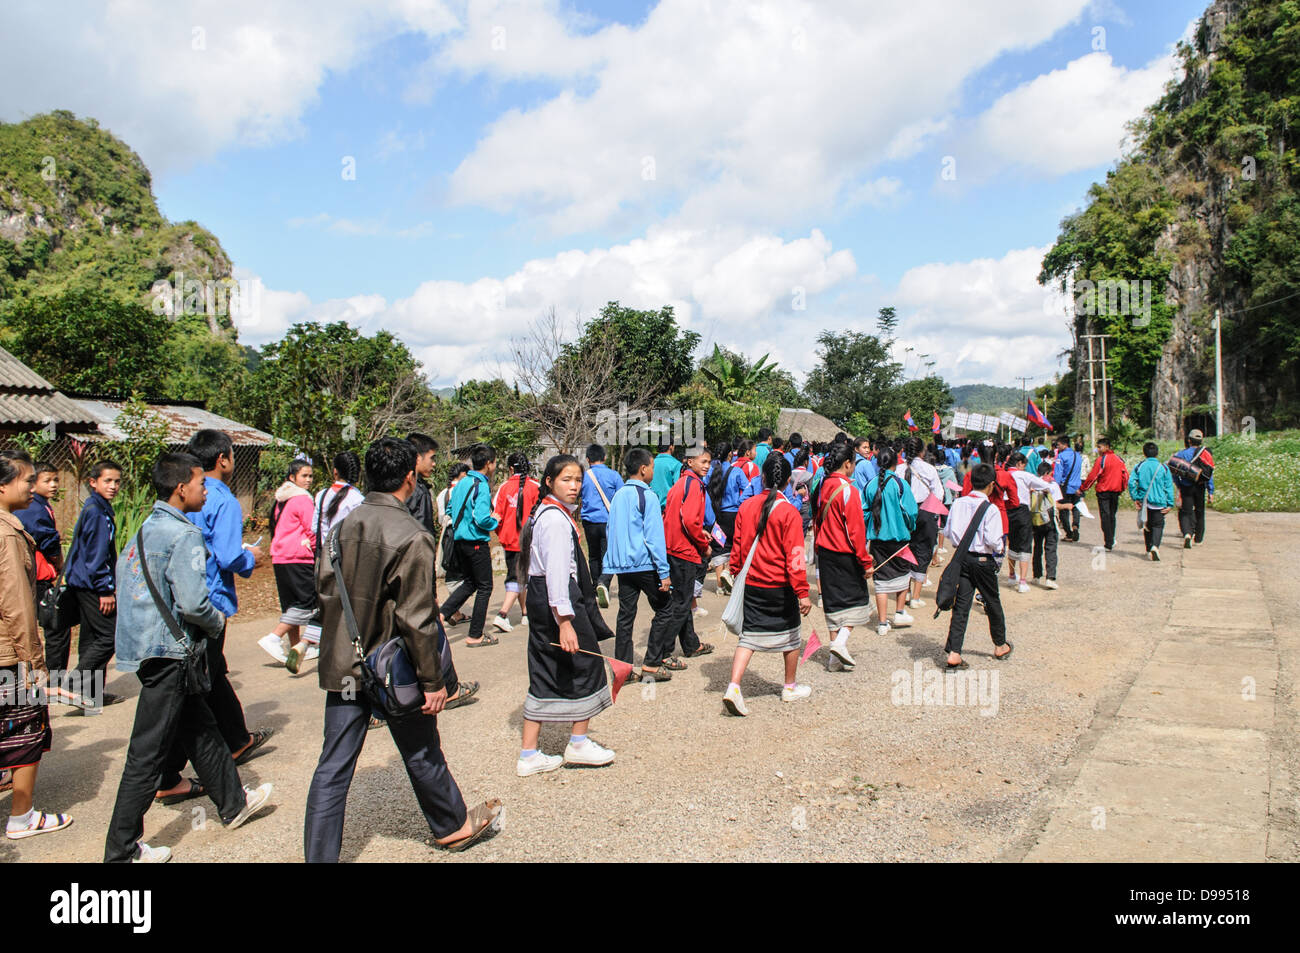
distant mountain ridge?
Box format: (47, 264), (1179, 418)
(949, 384), (1025, 414)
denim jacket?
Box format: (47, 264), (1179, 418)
(114, 502), (225, 672)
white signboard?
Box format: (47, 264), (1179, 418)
(1012, 416), (1028, 433)
(952, 411), (970, 430)
(998, 411), (1017, 428)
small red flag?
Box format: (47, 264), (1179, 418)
(897, 545), (918, 565)
(608, 658), (634, 702)
(800, 629), (822, 664)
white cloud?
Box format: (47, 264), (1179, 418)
(892, 246), (1072, 386)
(0, 0), (458, 172)
(442, 0), (1094, 233)
(956, 50), (1181, 179)
(233, 224), (858, 385)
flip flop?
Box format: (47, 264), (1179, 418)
(993, 642), (1014, 661)
(442, 614), (469, 627)
(232, 728), (274, 765)
(945, 659), (969, 670)
(465, 634), (499, 647)
(367, 716), (385, 731)
(156, 779), (205, 806)
(439, 799), (504, 853)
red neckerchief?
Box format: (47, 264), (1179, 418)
(539, 494), (580, 534)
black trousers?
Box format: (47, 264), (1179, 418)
(442, 541), (494, 640)
(614, 570), (670, 665)
(36, 580), (73, 680)
(104, 657), (247, 862)
(1096, 491), (1120, 549)
(1058, 492), (1081, 539)
(70, 587), (116, 685)
(1143, 507), (1167, 551)
(1178, 484), (1207, 542)
(646, 555), (701, 666)
(1032, 523), (1058, 580)
(944, 552), (1007, 656)
(582, 520), (612, 588)
(161, 622), (250, 789)
(304, 690), (467, 863)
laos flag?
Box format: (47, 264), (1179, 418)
(931, 411), (942, 434)
(904, 411), (918, 432)
(1028, 399), (1051, 430)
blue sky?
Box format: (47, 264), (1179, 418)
(2, 0), (1208, 390)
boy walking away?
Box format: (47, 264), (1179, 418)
(491, 453), (539, 632)
(1006, 453), (1054, 593)
(1173, 429), (1215, 547)
(105, 454), (274, 863)
(1, 450), (72, 841)
(655, 446), (715, 674)
(943, 464), (1012, 669)
(440, 444), (501, 646)
(650, 441), (681, 513)
(1029, 463), (1071, 588)
(1129, 442), (1176, 561)
(603, 448), (672, 673)
(64, 459), (124, 711)
(1052, 437), (1083, 542)
(306, 438), (501, 858)
(16, 462), (75, 704)
(580, 443), (624, 609)
(1080, 437), (1128, 552)
(160, 429), (272, 801)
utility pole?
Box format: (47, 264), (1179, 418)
(1214, 309), (1224, 437)
(1015, 376), (1033, 439)
(1081, 334), (1111, 448)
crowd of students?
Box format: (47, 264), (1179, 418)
(0, 421), (1218, 860)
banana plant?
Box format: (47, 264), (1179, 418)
(700, 345), (778, 401)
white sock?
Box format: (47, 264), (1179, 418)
(727, 682), (741, 694)
(7, 808), (34, 831)
(834, 627), (850, 647)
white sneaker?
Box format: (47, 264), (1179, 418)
(595, 584), (610, 608)
(563, 738), (615, 767)
(722, 685), (749, 717)
(921, 577), (933, 588)
(876, 623), (891, 637)
(892, 611), (914, 627)
(719, 570), (735, 594)
(1150, 547), (1160, 562)
(693, 606), (708, 618)
(907, 598), (926, 609)
(258, 633), (289, 664)
(516, 751), (563, 777)
(828, 641), (855, 668)
(492, 614), (513, 633)
(1017, 581), (1030, 594)
(781, 683), (812, 702)
(133, 842), (171, 863)
(1043, 579), (1059, 590)
(226, 783), (273, 830)
(304, 645), (319, 661)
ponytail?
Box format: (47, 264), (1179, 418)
(326, 450), (362, 523)
(869, 446), (899, 534)
(508, 452), (531, 533)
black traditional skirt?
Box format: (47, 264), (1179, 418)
(739, 583), (802, 652)
(1007, 504), (1033, 561)
(709, 510), (736, 568)
(1, 666), (52, 770)
(816, 547), (871, 627)
(908, 510), (938, 582)
(869, 539), (912, 594)
(273, 562), (318, 626)
(523, 576), (612, 723)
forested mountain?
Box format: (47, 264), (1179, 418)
(948, 384), (1025, 414)
(1040, 0), (1300, 438)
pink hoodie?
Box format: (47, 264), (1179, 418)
(271, 482), (316, 564)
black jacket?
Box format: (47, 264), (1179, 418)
(406, 478), (437, 536)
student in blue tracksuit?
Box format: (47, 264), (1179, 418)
(580, 443), (624, 607)
(739, 470), (798, 508)
(1128, 441), (1176, 560)
(752, 428), (774, 468)
(650, 443), (681, 512)
(1052, 436), (1084, 542)
(440, 443), (501, 646)
(602, 448), (671, 670)
(64, 458), (123, 708)
(851, 437), (879, 499)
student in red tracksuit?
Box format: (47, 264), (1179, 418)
(722, 453), (812, 717)
(491, 452), (540, 632)
(1080, 437), (1129, 552)
(812, 444), (872, 671)
(651, 446), (714, 673)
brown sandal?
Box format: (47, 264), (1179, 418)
(439, 799), (504, 852)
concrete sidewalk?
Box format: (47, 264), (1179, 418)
(1024, 512), (1277, 861)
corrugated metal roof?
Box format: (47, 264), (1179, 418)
(0, 391), (100, 429)
(72, 399), (282, 446)
(0, 345), (57, 392)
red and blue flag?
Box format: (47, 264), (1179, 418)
(931, 411), (942, 434)
(1027, 399), (1051, 430)
(904, 411), (918, 432)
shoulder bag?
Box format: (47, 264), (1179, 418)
(37, 507), (86, 633)
(933, 501), (992, 618)
(135, 528), (211, 695)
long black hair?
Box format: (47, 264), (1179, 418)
(516, 454), (581, 588)
(814, 442), (855, 525)
(707, 439), (732, 508)
(507, 451), (531, 532)
(754, 451), (792, 542)
(326, 450), (362, 523)
(270, 458), (312, 535)
(868, 445), (899, 535)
